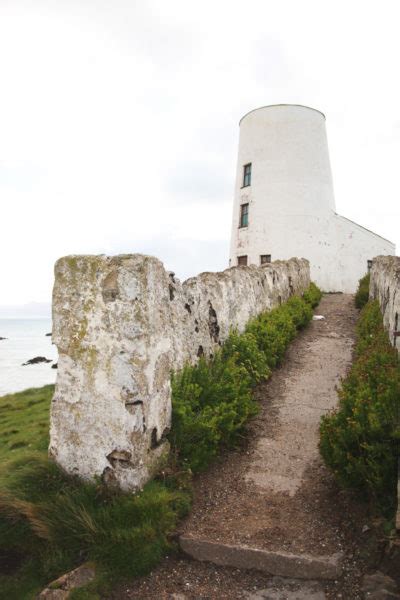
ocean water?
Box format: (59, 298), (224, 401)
(0, 319), (58, 396)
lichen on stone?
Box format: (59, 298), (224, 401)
(50, 254), (310, 491)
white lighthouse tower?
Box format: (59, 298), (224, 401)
(229, 104), (395, 292)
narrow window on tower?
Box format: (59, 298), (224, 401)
(239, 203), (249, 228)
(237, 255), (248, 266)
(242, 163), (252, 187)
(260, 254), (271, 265)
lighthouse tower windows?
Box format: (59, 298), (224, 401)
(239, 203), (249, 228)
(242, 163), (252, 187)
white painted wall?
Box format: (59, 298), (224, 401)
(229, 104), (395, 292)
(335, 215), (395, 292)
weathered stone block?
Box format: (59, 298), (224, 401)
(50, 254), (310, 491)
(370, 256), (400, 352)
(38, 563), (96, 598)
(369, 256), (400, 533)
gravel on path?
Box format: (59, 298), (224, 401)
(109, 295), (390, 600)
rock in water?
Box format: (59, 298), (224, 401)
(51, 363), (58, 369)
(22, 356), (52, 366)
(0, 337), (7, 340)
(45, 332), (52, 336)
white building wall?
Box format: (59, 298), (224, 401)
(335, 215), (395, 293)
(229, 104), (395, 292)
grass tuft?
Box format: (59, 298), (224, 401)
(0, 388), (191, 598)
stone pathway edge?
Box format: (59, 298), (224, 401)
(179, 535), (343, 581)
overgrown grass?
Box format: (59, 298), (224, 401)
(355, 272), (370, 309)
(0, 283), (322, 598)
(320, 300), (400, 516)
(170, 283), (322, 472)
(0, 460), (191, 598)
(0, 388), (191, 599)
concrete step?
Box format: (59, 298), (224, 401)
(180, 535), (342, 581)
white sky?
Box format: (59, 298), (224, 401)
(1, 0), (399, 314)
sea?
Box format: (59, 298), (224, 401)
(0, 318), (58, 396)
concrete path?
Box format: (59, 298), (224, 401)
(111, 295), (369, 599)
(180, 294), (358, 580)
(246, 304), (353, 498)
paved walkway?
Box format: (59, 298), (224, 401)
(181, 294), (357, 561)
(112, 295), (368, 599)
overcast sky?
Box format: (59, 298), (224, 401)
(1, 0), (399, 315)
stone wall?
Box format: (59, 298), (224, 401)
(369, 255), (400, 351)
(50, 255), (310, 491)
(369, 255), (400, 531)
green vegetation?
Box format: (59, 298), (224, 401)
(303, 281), (323, 308)
(355, 272), (370, 309)
(0, 385), (53, 462)
(0, 388), (190, 599)
(170, 284), (322, 472)
(0, 283), (322, 598)
(320, 300), (400, 516)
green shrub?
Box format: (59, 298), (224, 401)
(221, 330), (271, 385)
(354, 298), (386, 354)
(285, 295), (314, 329)
(355, 273), (370, 309)
(170, 353), (258, 472)
(170, 283), (321, 472)
(303, 282), (323, 308)
(320, 301), (400, 515)
(245, 308), (296, 369)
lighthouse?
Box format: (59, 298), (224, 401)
(229, 104), (395, 292)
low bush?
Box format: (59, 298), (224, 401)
(303, 281), (323, 308)
(170, 284), (321, 472)
(355, 273), (370, 309)
(221, 330), (271, 385)
(320, 301), (400, 515)
(170, 353), (258, 472)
